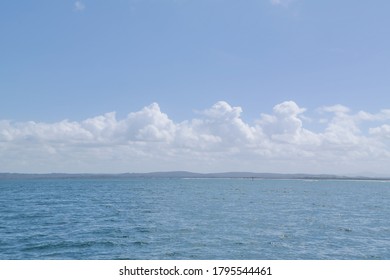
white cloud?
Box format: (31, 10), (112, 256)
(321, 104), (350, 115)
(2, 101), (390, 175)
(123, 103), (176, 142)
(74, 1), (86, 12)
(370, 124), (390, 139)
(258, 101), (305, 136)
(198, 101), (256, 143)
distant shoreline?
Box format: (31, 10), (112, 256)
(1, 171), (390, 181)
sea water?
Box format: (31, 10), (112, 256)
(0, 178), (389, 259)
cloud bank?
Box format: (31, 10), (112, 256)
(2, 101), (390, 175)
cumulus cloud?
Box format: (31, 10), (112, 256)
(370, 125), (390, 139)
(198, 101), (256, 144)
(257, 101), (314, 144)
(2, 101), (390, 175)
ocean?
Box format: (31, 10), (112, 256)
(0, 177), (389, 259)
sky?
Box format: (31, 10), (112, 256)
(1, 0), (390, 175)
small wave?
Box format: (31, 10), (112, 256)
(134, 226), (152, 233)
(338, 227), (353, 232)
(131, 241), (149, 246)
(21, 239), (116, 253)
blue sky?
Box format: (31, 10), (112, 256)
(1, 1), (390, 174)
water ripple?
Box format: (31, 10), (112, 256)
(1, 178), (389, 259)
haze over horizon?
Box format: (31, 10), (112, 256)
(1, 1), (390, 175)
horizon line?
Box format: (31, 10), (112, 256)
(1, 171), (390, 180)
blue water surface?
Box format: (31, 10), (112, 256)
(0, 178), (389, 259)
